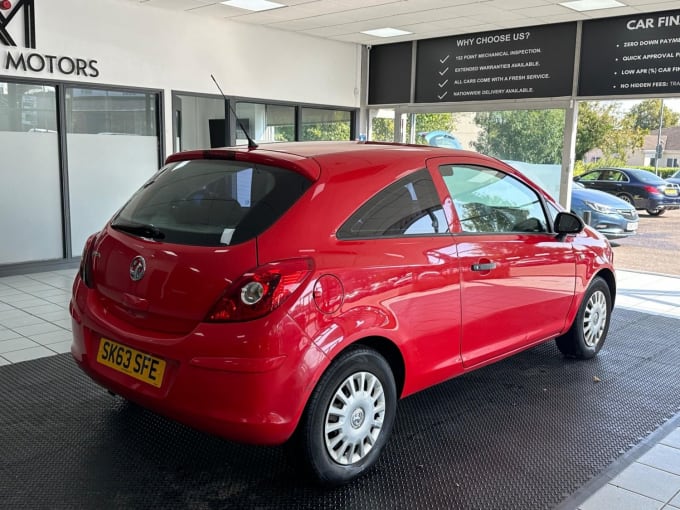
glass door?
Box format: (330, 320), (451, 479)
(0, 81), (63, 264)
(65, 86), (160, 255)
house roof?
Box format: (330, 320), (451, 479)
(646, 126), (680, 151)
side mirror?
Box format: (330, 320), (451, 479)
(554, 211), (584, 238)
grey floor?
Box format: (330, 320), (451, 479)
(0, 268), (679, 509)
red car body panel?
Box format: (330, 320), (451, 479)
(70, 141), (615, 446)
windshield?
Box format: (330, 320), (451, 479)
(112, 160), (312, 246)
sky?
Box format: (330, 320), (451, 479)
(608, 97), (680, 114)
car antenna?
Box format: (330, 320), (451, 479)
(210, 74), (258, 150)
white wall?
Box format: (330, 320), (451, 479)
(2, 0), (361, 156)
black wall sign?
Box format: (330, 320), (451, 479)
(415, 23), (576, 103)
(579, 10), (680, 97)
(0, 0), (35, 48)
(1, 0), (101, 78)
(368, 42), (412, 105)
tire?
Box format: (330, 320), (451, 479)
(293, 346), (397, 486)
(556, 276), (611, 359)
(646, 208), (666, 216)
(617, 193), (634, 206)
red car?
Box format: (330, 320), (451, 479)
(70, 141), (615, 485)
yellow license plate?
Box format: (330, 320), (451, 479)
(96, 338), (166, 388)
(666, 189), (678, 196)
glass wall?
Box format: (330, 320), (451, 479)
(66, 87), (160, 255)
(172, 93), (357, 149)
(368, 108), (397, 142)
(0, 82), (63, 264)
(398, 109), (566, 200)
(301, 108), (352, 141)
(235, 102), (295, 144)
(173, 94), (224, 151)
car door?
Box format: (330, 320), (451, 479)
(599, 169), (631, 198)
(334, 168), (464, 394)
(429, 158), (577, 369)
(576, 169), (608, 193)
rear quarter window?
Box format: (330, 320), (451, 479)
(337, 169), (446, 239)
(112, 160), (311, 246)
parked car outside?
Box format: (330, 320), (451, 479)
(571, 181), (638, 239)
(418, 130), (463, 149)
(70, 141), (616, 485)
(574, 167), (680, 216)
(666, 169), (680, 186)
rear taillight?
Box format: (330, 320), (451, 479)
(79, 234), (97, 288)
(206, 258), (313, 322)
(644, 185), (662, 195)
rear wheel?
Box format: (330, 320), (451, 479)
(294, 346), (397, 486)
(617, 193), (634, 206)
(556, 277), (611, 359)
(646, 208), (666, 216)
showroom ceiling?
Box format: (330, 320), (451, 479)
(123, 0), (680, 45)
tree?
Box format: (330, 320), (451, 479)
(472, 109), (565, 164)
(300, 122), (350, 141)
(409, 113), (457, 144)
(625, 99), (680, 131)
(369, 112), (458, 143)
(370, 117), (394, 142)
(576, 102), (645, 160)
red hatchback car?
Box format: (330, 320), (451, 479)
(70, 141), (615, 485)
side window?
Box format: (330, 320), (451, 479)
(615, 171), (629, 182)
(438, 164), (548, 234)
(337, 169), (445, 239)
(579, 171), (601, 182)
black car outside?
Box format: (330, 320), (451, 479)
(574, 167), (680, 216)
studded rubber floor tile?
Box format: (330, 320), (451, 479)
(1, 308), (679, 510)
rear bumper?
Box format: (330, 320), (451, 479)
(69, 281), (328, 445)
(643, 196), (680, 210)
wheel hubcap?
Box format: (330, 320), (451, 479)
(324, 371), (386, 465)
(350, 408), (365, 428)
(583, 290), (607, 347)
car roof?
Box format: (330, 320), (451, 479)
(165, 141), (506, 181)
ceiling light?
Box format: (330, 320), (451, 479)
(560, 0), (625, 12)
(220, 0), (285, 12)
(361, 28), (413, 38)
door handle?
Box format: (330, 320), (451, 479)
(471, 262), (496, 271)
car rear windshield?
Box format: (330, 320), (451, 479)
(111, 159), (312, 246)
(630, 169), (665, 184)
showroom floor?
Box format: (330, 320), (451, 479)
(0, 268), (679, 509)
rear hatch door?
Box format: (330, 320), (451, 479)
(89, 157), (312, 334)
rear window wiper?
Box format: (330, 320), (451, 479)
(111, 222), (165, 240)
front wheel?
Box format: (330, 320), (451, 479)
(556, 277), (611, 359)
(646, 208), (666, 216)
(294, 347), (397, 486)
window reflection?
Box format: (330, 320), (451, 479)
(301, 108), (351, 141)
(440, 165), (547, 234)
(235, 102), (295, 144)
(66, 88), (157, 136)
(0, 83), (56, 132)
